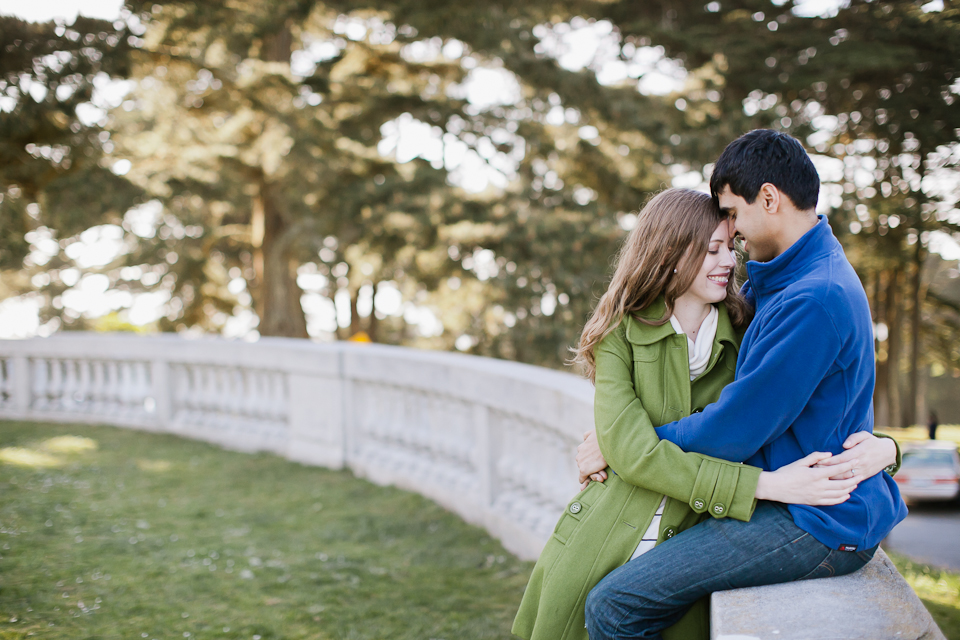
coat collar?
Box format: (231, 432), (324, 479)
(624, 298), (739, 355)
(624, 298), (674, 346)
(744, 215), (841, 298)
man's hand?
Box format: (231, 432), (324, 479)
(816, 431), (897, 480)
(576, 430), (608, 489)
(756, 451), (862, 505)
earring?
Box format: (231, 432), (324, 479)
(673, 268), (677, 273)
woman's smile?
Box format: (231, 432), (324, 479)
(707, 272), (730, 287)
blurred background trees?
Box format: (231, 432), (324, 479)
(1, 0), (959, 424)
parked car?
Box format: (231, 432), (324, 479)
(894, 441), (960, 502)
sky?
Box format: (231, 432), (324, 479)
(0, 0), (124, 23)
(1, 0), (957, 341)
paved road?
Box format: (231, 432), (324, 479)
(883, 499), (960, 571)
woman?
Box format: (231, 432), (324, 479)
(512, 189), (886, 640)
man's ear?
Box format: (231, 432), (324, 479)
(758, 183), (780, 214)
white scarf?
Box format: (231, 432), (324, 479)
(669, 306), (718, 380)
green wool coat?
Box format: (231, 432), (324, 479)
(512, 300), (762, 640)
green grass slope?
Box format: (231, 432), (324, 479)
(0, 421), (532, 640)
(3, 421), (957, 640)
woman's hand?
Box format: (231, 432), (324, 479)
(814, 431), (897, 480)
(576, 430), (608, 489)
(756, 451), (863, 505)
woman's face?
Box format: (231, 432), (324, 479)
(683, 220), (737, 306)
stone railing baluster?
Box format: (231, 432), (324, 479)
(76, 360), (92, 412)
(48, 358), (64, 410)
(61, 359), (77, 410)
(12, 356), (30, 414)
(31, 358), (49, 411)
(0, 358), (10, 409)
(90, 361), (106, 414)
(149, 359), (168, 428)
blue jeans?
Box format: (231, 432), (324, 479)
(585, 501), (877, 640)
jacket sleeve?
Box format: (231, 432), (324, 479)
(655, 295), (841, 461)
(594, 326), (760, 522)
(875, 431), (903, 475)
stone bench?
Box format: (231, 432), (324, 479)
(711, 548), (945, 640)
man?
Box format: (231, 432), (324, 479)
(579, 129), (907, 639)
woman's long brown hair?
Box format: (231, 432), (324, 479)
(573, 188), (752, 383)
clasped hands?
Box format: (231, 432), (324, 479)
(576, 430), (897, 505)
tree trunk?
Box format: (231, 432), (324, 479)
(872, 270), (889, 428)
(349, 289), (361, 337)
(368, 281), (380, 342)
(907, 240), (925, 426)
(910, 242), (930, 425)
(250, 20), (307, 338)
(886, 267), (903, 428)
(916, 365), (928, 428)
(252, 175), (307, 338)
(261, 19), (293, 63)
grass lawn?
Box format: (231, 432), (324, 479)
(3, 421), (959, 640)
(888, 552), (960, 640)
(877, 424), (960, 447)
(0, 421), (533, 640)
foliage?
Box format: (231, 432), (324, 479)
(0, 420), (532, 639)
(1, 1), (959, 388)
(99, 0), (685, 361)
(0, 13), (142, 305)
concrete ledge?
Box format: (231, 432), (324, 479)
(711, 548), (945, 640)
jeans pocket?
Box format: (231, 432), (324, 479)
(798, 559), (836, 581)
(856, 545), (879, 564)
(796, 546), (837, 582)
(800, 546), (875, 582)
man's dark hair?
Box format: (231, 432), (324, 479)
(710, 129), (819, 211)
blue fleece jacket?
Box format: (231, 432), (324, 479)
(655, 216), (907, 551)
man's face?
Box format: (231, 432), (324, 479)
(716, 185), (777, 262)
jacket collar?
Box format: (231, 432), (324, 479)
(625, 297), (739, 355)
(744, 215), (841, 298)
(625, 298), (674, 346)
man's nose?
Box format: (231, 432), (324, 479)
(724, 217), (739, 239)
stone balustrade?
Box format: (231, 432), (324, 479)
(0, 333), (592, 560)
(0, 333), (945, 639)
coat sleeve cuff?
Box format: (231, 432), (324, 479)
(689, 460), (721, 514)
(707, 464), (740, 519)
(726, 464), (760, 522)
(689, 459), (759, 522)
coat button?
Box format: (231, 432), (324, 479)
(713, 504), (724, 514)
(664, 527), (676, 539)
(694, 499), (704, 509)
(569, 502), (582, 514)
